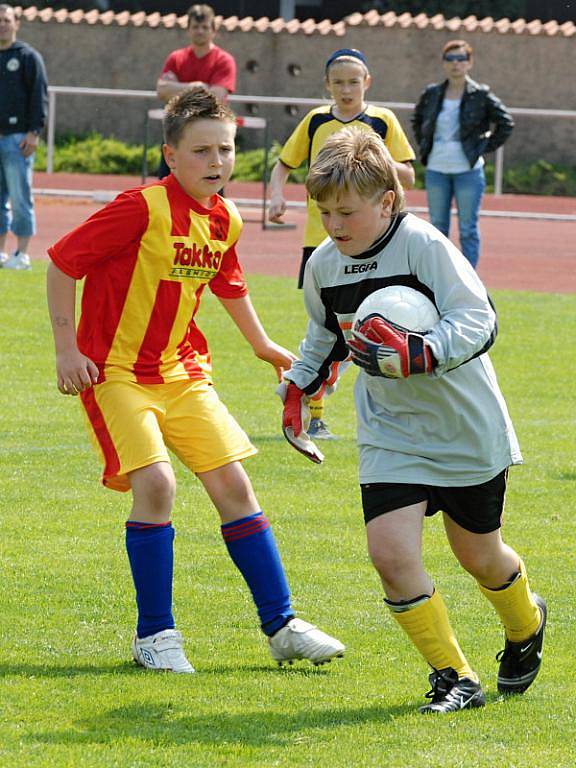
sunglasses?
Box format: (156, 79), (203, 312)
(444, 53), (469, 62)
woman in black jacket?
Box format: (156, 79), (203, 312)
(412, 40), (514, 268)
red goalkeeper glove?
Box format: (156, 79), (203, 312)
(277, 381), (324, 464)
(348, 316), (436, 379)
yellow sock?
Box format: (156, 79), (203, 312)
(309, 397), (324, 420)
(477, 558), (541, 642)
(387, 590), (477, 681)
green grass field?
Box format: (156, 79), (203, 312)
(1, 265), (574, 767)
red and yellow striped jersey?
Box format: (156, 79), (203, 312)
(49, 174), (248, 384)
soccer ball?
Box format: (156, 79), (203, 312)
(353, 285), (440, 333)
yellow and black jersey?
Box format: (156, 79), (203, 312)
(279, 104), (416, 247)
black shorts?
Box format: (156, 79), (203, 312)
(297, 247), (316, 289)
(360, 469), (508, 534)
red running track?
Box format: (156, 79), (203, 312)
(20, 172), (576, 294)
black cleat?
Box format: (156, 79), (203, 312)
(497, 594), (547, 695)
(419, 667), (486, 714)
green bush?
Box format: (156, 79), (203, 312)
(410, 160), (576, 196)
(35, 134), (576, 196)
(35, 133), (161, 175)
(503, 159), (576, 196)
(231, 142), (279, 181)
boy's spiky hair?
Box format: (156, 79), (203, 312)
(163, 87), (236, 146)
(306, 127), (405, 214)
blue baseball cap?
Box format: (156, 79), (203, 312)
(325, 48), (368, 72)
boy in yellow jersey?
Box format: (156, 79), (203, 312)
(268, 48), (416, 440)
(46, 88), (344, 673)
(281, 127), (546, 713)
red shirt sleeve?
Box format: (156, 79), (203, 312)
(160, 51), (179, 77)
(209, 243), (248, 299)
(212, 50), (236, 93)
(48, 190), (148, 279)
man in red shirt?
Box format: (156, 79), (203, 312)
(156, 4), (236, 178)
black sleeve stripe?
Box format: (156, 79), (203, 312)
(307, 112), (335, 166)
(440, 294), (498, 372)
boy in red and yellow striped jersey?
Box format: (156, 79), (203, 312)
(47, 88), (344, 673)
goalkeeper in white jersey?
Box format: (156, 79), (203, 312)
(280, 126), (546, 714)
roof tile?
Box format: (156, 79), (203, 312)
(382, 12), (399, 27)
(479, 17), (495, 31)
(413, 13), (430, 29)
(446, 16), (463, 32)
(345, 12), (363, 27)
(145, 12), (161, 28)
(84, 10), (100, 25)
(16, 6), (576, 37)
(543, 20), (559, 35)
(527, 19), (543, 34)
(161, 13), (179, 29)
(38, 8), (53, 21)
(364, 10), (382, 26)
(130, 12), (147, 27)
(99, 11), (115, 26)
(22, 7), (39, 21)
(462, 15), (480, 31)
(238, 17), (254, 32)
(511, 18), (527, 33)
(254, 17), (269, 32)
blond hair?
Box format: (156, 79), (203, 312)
(163, 87), (236, 146)
(306, 127), (405, 214)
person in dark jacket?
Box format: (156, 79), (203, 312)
(0, 4), (48, 270)
(412, 40), (514, 268)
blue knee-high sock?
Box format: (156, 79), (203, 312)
(221, 511), (293, 636)
(125, 521), (175, 639)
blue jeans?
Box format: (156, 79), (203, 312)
(0, 133), (36, 237)
(425, 167), (485, 268)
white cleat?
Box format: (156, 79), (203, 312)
(0, 251), (8, 266)
(3, 251), (31, 270)
(269, 618), (345, 666)
(132, 628), (195, 673)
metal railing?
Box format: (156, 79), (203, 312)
(46, 85), (576, 195)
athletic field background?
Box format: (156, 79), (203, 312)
(0, 265), (574, 767)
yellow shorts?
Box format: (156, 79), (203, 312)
(80, 378), (257, 492)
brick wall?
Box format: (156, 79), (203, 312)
(19, 13), (576, 167)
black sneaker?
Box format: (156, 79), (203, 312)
(419, 667), (486, 714)
(496, 593), (547, 695)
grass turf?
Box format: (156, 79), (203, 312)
(0, 265), (574, 767)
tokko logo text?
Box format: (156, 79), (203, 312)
(173, 242), (222, 270)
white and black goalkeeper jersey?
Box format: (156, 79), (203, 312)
(284, 212), (522, 486)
